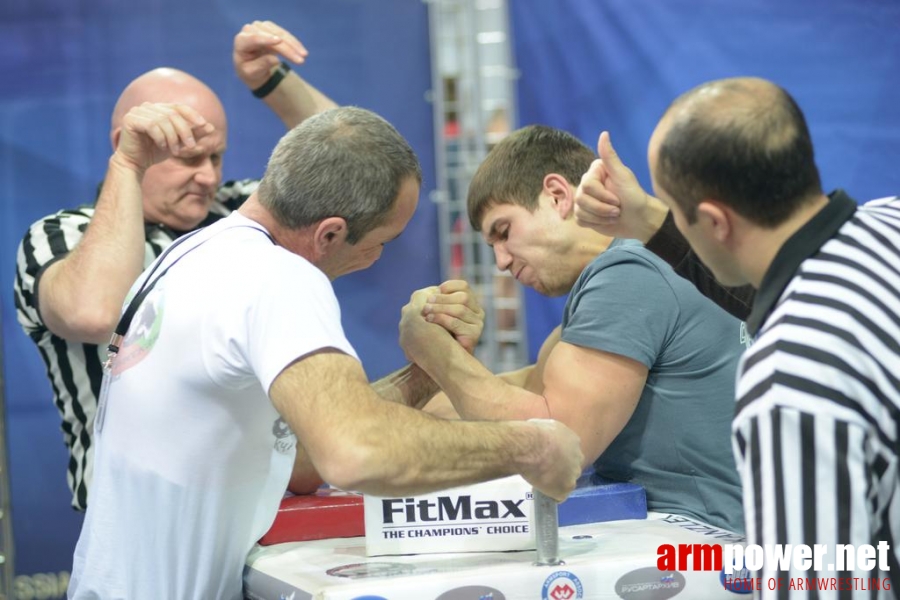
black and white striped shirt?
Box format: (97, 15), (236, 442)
(13, 179), (257, 510)
(734, 190), (900, 598)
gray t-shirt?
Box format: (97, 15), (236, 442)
(562, 238), (745, 533)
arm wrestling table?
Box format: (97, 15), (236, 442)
(244, 514), (744, 600)
(244, 477), (744, 600)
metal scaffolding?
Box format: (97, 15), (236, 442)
(426, 0), (528, 373)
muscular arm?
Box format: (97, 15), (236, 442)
(422, 362), (538, 420)
(410, 322), (647, 466)
(38, 156), (147, 343)
(422, 323), (556, 419)
(541, 341), (647, 464)
(268, 350), (582, 500)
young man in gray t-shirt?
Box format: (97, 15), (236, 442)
(406, 125), (745, 533)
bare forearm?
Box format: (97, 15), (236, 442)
(272, 354), (557, 498)
(372, 363), (439, 409)
(40, 155), (147, 343)
(344, 411), (549, 497)
(262, 72), (338, 129)
(416, 336), (548, 421)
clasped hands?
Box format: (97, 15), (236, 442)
(399, 280), (484, 362)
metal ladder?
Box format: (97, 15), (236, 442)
(426, 0), (529, 373)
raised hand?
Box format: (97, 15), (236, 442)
(233, 20), (309, 90)
(421, 280), (486, 354)
(574, 131), (665, 243)
(114, 102), (214, 172)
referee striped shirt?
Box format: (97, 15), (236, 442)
(13, 179), (257, 511)
(733, 190), (900, 598)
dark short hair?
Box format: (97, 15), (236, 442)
(467, 125), (596, 230)
(257, 106), (422, 243)
(655, 82), (822, 226)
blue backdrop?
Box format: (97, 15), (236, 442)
(511, 0), (900, 358)
(3, 0), (900, 595)
(0, 0), (437, 591)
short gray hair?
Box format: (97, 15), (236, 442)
(257, 107), (422, 243)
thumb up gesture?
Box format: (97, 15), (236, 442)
(574, 131), (665, 243)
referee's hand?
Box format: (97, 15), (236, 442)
(113, 102), (215, 173)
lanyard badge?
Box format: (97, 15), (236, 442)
(96, 333), (122, 435)
(92, 224), (274, 435)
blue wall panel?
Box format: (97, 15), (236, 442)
(511, 0), (900, 360)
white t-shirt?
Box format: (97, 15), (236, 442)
(69, 213), (357, 600)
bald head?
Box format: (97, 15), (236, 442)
(666, 77), (783, 126)
(649, 77), (822, 227)
(111, 68), (227, 141)
(110, 68), (230, 231)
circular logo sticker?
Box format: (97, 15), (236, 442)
(542, 570), (584, 600)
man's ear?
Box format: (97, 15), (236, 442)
(313, 217), (349, 257)
(696, 200), (733, 243)
(542, 173), (574, 218)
